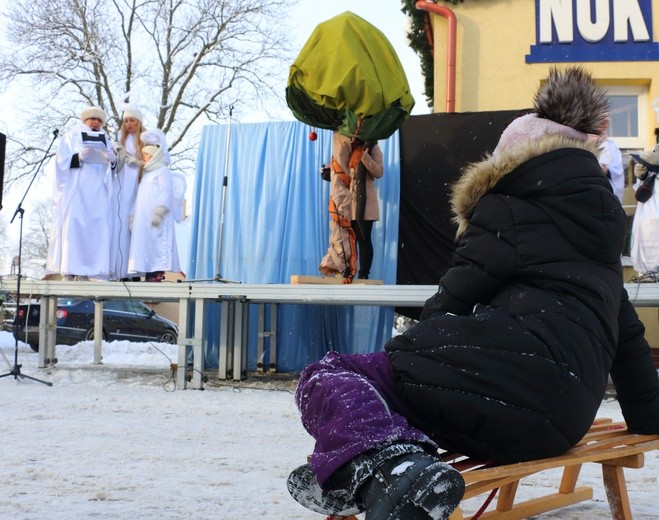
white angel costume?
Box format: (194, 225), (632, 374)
(46, 122), (114, 278)
(109, 131), (141, 279)
(127, 145), (180, 275)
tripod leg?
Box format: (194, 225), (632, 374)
(16, 372), (54, 386)
(0, 363), (53, 385)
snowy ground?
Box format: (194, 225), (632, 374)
(0, 331), (657, 520)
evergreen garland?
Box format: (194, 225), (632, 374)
(401, 0), (463, 109)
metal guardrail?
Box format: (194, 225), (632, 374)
(2, 278), (658, 390)
(0, 279), (440, 307)
(2, 278), (659, 307)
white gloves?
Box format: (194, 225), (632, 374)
(151, 205), (169, 227)
(113, 143), (124, 161)
(106, 147), (117, 163)
(126, 155), (143, 167)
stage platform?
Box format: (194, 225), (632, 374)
(2, 278), (658, 389)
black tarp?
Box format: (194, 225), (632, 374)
(397, 110), (528, 319)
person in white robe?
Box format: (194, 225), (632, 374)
(630, 145), (659, 279)
(595, 118), (624, 204)
(46, 106), (115, 280)
(110, 106), (145, 280)
(127, 144), (180, 281)
(598, 138), (624, 203)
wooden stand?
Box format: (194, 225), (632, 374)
(290, 275), (383, 285)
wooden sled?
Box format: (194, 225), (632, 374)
(324, 419), (659, 520)
(447, 418), (659, 520)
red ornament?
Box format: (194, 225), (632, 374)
(309, 130), (318, 141)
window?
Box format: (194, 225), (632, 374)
(126, 301), (152, 316)
(604, 86), (648, 150)
(105, 301), (127, 312)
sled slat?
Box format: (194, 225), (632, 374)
(446, 420), (659, 520)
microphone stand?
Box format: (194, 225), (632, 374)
(0, 129), (59, 386)
(184, 106), (240, 284)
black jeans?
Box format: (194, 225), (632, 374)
(351, 220), (374, 279)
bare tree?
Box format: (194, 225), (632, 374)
(20, 199), (52, 278)
(0, 214), (10, 273)
(0, 0), (292, 186)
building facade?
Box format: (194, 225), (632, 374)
(425, 0), (659, 346)
(429, 0), (657, 155)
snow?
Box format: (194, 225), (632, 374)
(1, 331), (657, 519)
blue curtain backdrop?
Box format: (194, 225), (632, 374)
(188, 121), (400, 372)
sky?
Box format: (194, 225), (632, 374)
(1, 330), (658, 519)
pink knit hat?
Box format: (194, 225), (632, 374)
(493, 113), (588, 156)
(494, 67), (608, 156)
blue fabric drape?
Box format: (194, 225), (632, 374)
(189, 121), (400, 372)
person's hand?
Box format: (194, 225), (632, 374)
(634, 163), (648, 179)
(126, 156), (143, 167)
(106, 148), (117, 163)
(128, 215), (134, 231)
(361, 150), (372, 164)
(634, 145), (659, 179)
(151, 214), (163, 227)
(77, 149), (85, 163)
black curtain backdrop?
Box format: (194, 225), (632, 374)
(396, 110), (528, 319)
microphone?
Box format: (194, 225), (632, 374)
(53, 129), (59, 138)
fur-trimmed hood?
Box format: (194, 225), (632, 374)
(451, 135), (601, 238)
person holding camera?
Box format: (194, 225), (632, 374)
(630, 145), (659, 280)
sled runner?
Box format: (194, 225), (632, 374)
(290, 419), (659, 520)
(445, 418), (659, 520)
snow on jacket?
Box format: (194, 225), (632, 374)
(386, 135), (659, 464)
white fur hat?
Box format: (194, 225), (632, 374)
(141, 129), (165, 145)
(80, 106), (107, 125)
(122, 106), (143, 123)
(143, 145), (160, 157)
(142, 144), (166, 171)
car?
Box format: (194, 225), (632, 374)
(1, 289), (17, 332)
(12, 298), (178, 352)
